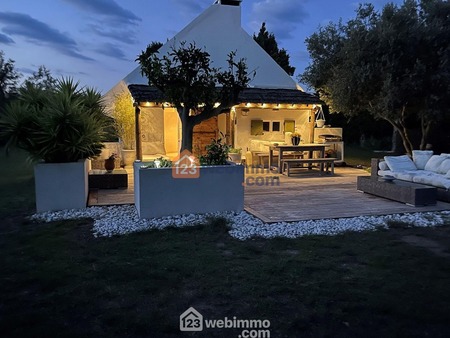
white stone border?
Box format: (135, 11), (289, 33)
(30, 206), (450, 241)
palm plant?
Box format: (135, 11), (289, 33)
(0, 78), (109, 163)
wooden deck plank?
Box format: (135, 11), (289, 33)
(88, 166), (450, 221)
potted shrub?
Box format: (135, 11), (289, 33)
(0, 78), (109, 212)
(134, 137), (244, 218)
(228, 147), (242, 164)
(112, 91), (135, 167)
(104, 153), (117, 172)
(291, 132), (301, 145)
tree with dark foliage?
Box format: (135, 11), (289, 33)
(138, 42), (251, 152)
(253, 22), (295, 76)
(301, 0), (450, 154)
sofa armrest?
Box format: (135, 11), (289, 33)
(371, 158), (382, 178)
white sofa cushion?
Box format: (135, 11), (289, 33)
(424, 155), (447, 172)
(437, 159), (450, 174)
(412, 171), (450, 189)
(378, 161), (389, 171)
(381, 170), (419, 182)
(378, 169), (392, 177)
(384, 155), (417, 172)
(412, 150), (433, 170)
(394, 170), (420, 181)
(380, 168), (450, 189)
(436, 177), (450, 189)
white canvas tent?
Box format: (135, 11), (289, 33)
(104, 0), (323, 161)
(106, 0), (299, 96)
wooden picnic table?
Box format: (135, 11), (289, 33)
(269, 144), (329, 174)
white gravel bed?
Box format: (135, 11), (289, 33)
(29, 205), (450, 240)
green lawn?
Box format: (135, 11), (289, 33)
(0, 148), (35, 218)
(1, 218), (450, 337)
(344, 144), (393, 168)
(1, 147), (450, 337)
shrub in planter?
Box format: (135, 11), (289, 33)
(199, 136), (230, 165)
(228, 147), (242, 164)
(0, 78), (110, 211)
(135, 138), (244, 218)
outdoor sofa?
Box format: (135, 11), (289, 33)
(372, 151), (450, 202)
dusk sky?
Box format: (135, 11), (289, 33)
(1, 0), (403, 94)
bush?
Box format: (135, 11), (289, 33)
(112, 92), (135, 149)
(0, 78), (110, 163)
(199, 136), (230, 165)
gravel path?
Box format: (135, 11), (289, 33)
(30, 205), (450, 240)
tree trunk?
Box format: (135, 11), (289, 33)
(420, 115), (432, 150)
(399, 124), (414, 156)
(391, 127), (404, 154)
(396, 106), (414, 155)
(179, 107), (195, 153)
(385, 118), (413, 155)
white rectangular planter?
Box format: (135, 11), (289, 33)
(134, 162), (244, 218)
(34, 159), (89, 212)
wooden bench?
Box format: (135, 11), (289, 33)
(254, 152), (303, 169)
(282, 158), (337, 176)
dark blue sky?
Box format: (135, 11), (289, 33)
(1, 0), (402, 93)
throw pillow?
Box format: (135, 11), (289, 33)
(424, 155), (447, 172)
(378, 161), (389, 171)
(384, 155), (417, 172)
(438, 158), (450, 174)
(412, 150), (433, 170)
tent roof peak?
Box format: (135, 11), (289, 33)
(215, 0), (242, 6)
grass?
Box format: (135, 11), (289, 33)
(1, 219), (450, 337)
(0, 148), (35, 218)
(1, 146), (450, 337)
(344, 143), (395, 168)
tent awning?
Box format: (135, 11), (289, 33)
(128, 84), (323, 106)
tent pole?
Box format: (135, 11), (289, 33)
(135, 104), (143, 161)
(309, 108), (315, 143)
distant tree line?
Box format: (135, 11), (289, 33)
(0, 50), (121, 148)
(0, 50), (57, 110)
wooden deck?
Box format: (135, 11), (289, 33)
(88, 169), (134, 206)
(88, 166), (450, 222)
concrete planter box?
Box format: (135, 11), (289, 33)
(134, 162), (244, 218)
(34, 159), (89, 212)
(228, 153), (242, 164)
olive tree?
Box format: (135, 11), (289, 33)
(138, 42), (251, 152)
(301, 0), (450, 154)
